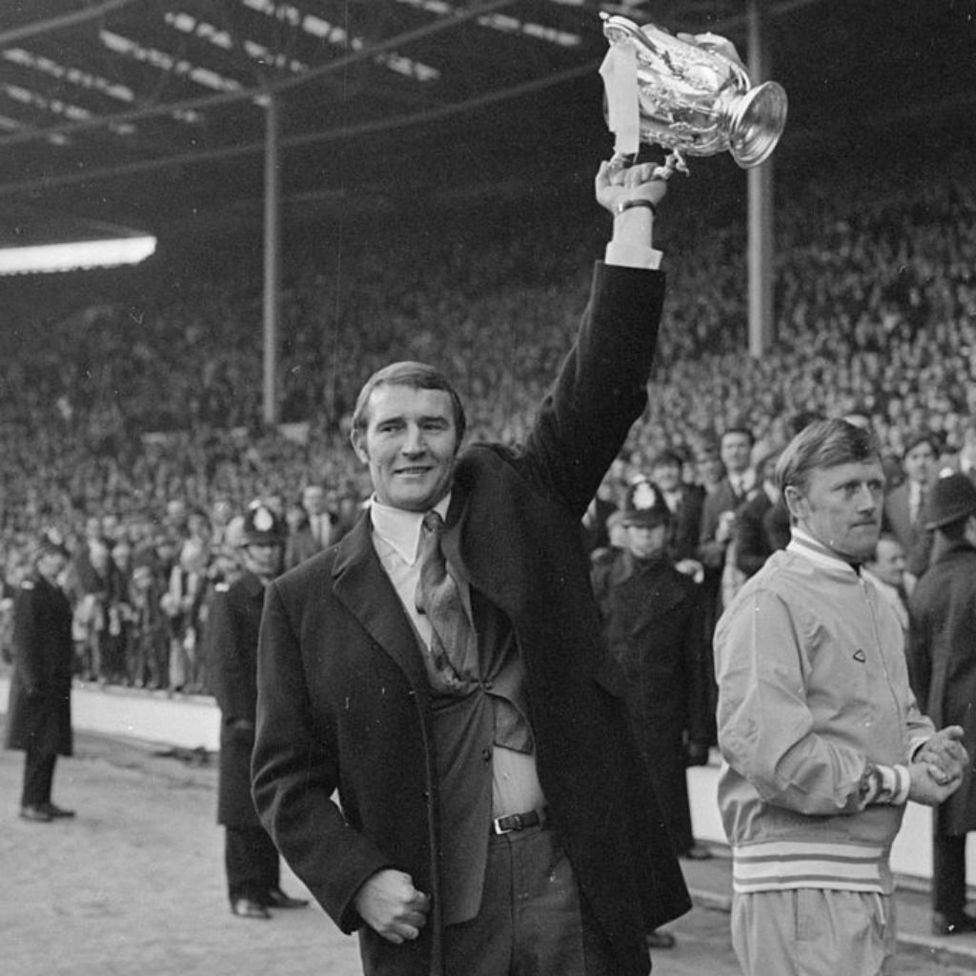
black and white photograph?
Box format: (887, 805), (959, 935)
(2, 2), (976, 975)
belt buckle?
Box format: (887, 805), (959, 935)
(492, 813), (522, 835)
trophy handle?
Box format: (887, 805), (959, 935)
(608, 149), (689, 181)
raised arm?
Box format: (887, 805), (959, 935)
(519, 162), (668, 517)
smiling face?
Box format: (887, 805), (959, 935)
(351, 384), (460, 512)
(785, 459), (886, 561)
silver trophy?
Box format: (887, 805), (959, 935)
(599, 13), (787, 179)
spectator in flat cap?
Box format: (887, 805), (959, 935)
(3, 530), (77, 822)
(907, 473), (976, 935)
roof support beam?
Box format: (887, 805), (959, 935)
(0, 0), (143, 47)
(0, 0), (520, 149)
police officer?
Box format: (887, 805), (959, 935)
(209, 502), (308, 919)
(4, 530), (76, 822)
(591, 479), (712, 950)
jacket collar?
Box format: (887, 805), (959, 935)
(788, 527), (862, 577)
(331, 512), (431, 695)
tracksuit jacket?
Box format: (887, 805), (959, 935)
(715, 528), (935, 896)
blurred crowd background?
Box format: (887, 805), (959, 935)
(1, 146), (974, 696)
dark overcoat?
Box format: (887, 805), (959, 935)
(4, 575), (74, 756)
(252, 262), (690, 976)
(907, 539), (976, 835)
(883, 481), (933, 577)
(591, 550), (707, 853)
(209, 570), (264, 827)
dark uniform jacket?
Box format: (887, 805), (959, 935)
(907, 538), (976, 835)
(209, 570), (265, 828)
(252, 262), (691, 976)
(591, 549), (708, 852)
(4, 574), (74, 757)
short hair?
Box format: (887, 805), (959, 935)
(775, 419), (881, 497)
(901, 430), (939, 459)
(351, 361), (467, 442)
(721, 426), (754, 448)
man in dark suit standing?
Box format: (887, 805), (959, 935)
(649, 448), (704, 573)
(907, 474), (976, 936)
(735, 449), (790, 579)
(883, 430), (939, 581)
(252, 160), (690, 976)
(284, 483), (334, 570)
(695, 426), (755, 740)
(4, 530), (75, 822)
(209, 502), (308, 920)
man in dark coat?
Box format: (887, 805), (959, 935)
(735, 449), (791, 579)
(284, 483), (335, 571)
(883, 430), (939, 580)
(252, 161), (690, 976)
(209, 502), (308, 919)
(4, 530), (75, 822)
(591, 478), (711, 950)
(907, 473), (976, 936)
(649, 448), (705, 570)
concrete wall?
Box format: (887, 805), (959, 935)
(4, 675), (973, 886)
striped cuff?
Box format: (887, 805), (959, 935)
(860, 763), (910, 806)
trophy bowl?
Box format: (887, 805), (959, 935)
(600, 13), (788, 178)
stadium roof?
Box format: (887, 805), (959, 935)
(0, 0), (973, 246)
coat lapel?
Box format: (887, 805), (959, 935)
(331, 513), (430, 693)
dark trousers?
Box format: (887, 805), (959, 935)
(442, 825), (621, 976)
(225, 825), (280, 902)
(22, 749), (56, 807)
(933, 832), (968, 916)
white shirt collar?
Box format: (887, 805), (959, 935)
(369, 494), (451, 565)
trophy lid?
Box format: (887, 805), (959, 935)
(729, 81), (788, 168)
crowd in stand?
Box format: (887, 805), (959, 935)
(1, 149), (975, 695)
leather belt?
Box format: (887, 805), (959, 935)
(491, 809), (546, 835)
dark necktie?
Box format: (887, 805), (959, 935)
(415, 511), (478, 695)
(415, 511), (533, 752)
(913, 486), (927, 527)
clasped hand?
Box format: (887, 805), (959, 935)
(908, 725), (969, 806)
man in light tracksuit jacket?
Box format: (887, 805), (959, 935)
(715, 418), (968, 976)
